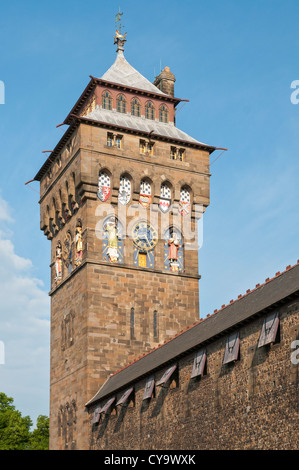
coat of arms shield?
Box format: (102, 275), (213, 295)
(179, 188), (191, 216)
(118, 177), (131, 206)
(159, 184), (171, 213)
(97, 172), (111, 202)
(139, 180), (151, 208)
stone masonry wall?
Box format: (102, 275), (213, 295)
(89, 296), (299, 450)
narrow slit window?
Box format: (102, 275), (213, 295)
(191, 349), (207, 378)
(130, 308), (135, 339)
(153, 310), (158, 339)
(143, 376), (155, 400)
(116, 387), (134, 407)
(258, 312), (280, 348)
(156, 365), (177, 387)
(223, 332), (240, 364)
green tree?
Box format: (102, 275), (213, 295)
(29, 414), (49, 450)
(0, 393), (49, 450)
(0, 392), (32, 450)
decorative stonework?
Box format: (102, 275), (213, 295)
(58, 400), (77, 450)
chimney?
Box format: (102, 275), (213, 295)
(153, 66), (176, 97)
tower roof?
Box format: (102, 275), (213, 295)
(101, 48), (166, 96)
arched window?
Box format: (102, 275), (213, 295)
(97, 172), (111, 202)
(179, 187), (191, 216)
(145, 101), (155, 120)
(164, 227), (184, 272)
(159, 104), (169, 123)
(131, 98), (141, 117)
(159, 183), (171, 213)
(116, 94), (127, 113)
(102, 91), (112, 110)
(118, 176), (131, 206)
(102, 216), (124, 264)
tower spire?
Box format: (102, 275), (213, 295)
(114, 8), (127, 55)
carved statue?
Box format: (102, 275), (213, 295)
(105, 218), (119, 263)
(75, 225), (83, 266)
(168, 233), (180, 272)
(55, 242), (62, 283)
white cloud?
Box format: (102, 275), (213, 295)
(0, 193), (14, 222)
(0, 194), (50, 423)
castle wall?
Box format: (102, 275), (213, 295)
(88, 296), (299, 450)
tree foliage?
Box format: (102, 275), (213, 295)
(0, 392), (49, 450)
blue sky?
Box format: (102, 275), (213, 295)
(0, 0), (298, 425)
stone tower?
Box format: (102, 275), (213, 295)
(34, 30), (218, 450)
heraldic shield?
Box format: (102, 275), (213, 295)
(139, 180), (151, 208)
(179, 187), (191, 216)
(139, 194), (152, 208)
(98, 172), (111, 202)
(159, 198), (171, 213)
(159, 183), (171, 213)
(118, 177), (131, 206)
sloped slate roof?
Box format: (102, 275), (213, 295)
(84, 106), (209, 146)
(86, 262), (299, 407)
(101, 51), (166, 95)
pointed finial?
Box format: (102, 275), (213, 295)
(114, 8), (127, 55)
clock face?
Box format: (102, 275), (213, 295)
(132, 222), (158, 252)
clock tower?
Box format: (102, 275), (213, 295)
(34, 29), (219, 450)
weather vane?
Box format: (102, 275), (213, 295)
(115, 7), (123, 35)
(114, 7), (127, 52)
